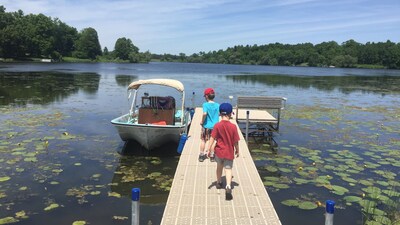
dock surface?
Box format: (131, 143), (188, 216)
(161, 108), (281, 225)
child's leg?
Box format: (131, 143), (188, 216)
(225, 168), (232, 189)
(203, 129), (212, 156)
(224, 163), (234, 200)
(200, 138), (205, 154)
(199, 128), (208, 162)
(216, 162), (223, 183)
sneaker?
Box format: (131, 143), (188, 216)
(225, 187), (233, 200)
(198, 154), (206, 162)
(216, 181), (223, 189)
(209, 153), (215, 162)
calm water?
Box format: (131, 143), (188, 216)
(0, 62), (399, 225)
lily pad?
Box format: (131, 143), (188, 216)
(265, 166), (278, 172)
(279, 168), (292, 173)
(272, 183), (290, 189)
(44, 203), (59, 211)
(298, 201), (318, 210)
(0, 177), (11, 182)
(331, 185), (349, 195)
(0, 217), (19, 224)
(263, 176), (280, 182)
(281, 199), (300, 207)
(108, 192), (121, 198)
(293, 178), (310, 185)
(343, 195), (362, 203)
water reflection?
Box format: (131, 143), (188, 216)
(115, 75), (138, 87)
(0, 71), (100, 105)
(227, 74), (400, 95)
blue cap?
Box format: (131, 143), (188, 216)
(219, 103), (233, 115)
(326, 200), (335, 213)
(132, 188), (140, 201)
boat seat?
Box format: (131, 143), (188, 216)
(138, 108), (175, 125)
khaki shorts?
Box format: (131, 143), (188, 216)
(215, 155), (233, 169)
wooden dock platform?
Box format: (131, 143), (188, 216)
(161, 108), (281, 225)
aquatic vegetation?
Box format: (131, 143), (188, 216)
(0, 217), (19, 224)
(1, 68), (399, 225)
(253, 102), (400, 224)
(44, 203), (60, 211)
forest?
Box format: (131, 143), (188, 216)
(0, 6), (150, 63)
(1, 5), (400, 69)
(158, 40), (400, 69)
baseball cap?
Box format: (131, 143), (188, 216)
(219, 103), (233, 115)
(203, 88), (215, 96)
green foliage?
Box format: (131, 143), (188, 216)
(73, 27), (102, 60)
(114, 37), (138, 60)
(0, 8), (77, 59)
(0, 6), (150, 63)
(179, 40), (400, 69)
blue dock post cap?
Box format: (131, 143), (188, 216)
(132, 188), (140, 201)
(326, 200), (335, 214)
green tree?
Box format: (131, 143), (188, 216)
(23, 13), (56, 57)
(114, 37), (139, 60)
(140, 50), (152, 63)
(73, 27), (102, 59)
(103, 47), (109, 55)
(342, 39), (360, 59)
(332, 55), (357, 68)
(380, 41), (400, 69)
(315, 41), (342, 66)
(358, 42), (379, 65)
(52, 19), (78, 57)
(0, 9), (26, 58)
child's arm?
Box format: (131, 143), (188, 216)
(234, 142), (239, 158)
(209, 136), (216, 151)
(208, 136), (216, 157)
(201, 112), (207, 126)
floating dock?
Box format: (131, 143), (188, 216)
(161, 107), (281, 225)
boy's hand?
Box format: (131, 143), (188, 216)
(235, 150), (239, 158)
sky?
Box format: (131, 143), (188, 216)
(2, 0), (400, 55)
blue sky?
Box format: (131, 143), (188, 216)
(2, 0), (400, 54)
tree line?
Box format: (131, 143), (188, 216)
(1, 5), (399, 69)
(0, 6), (150, 62)
(159, 40), (400, 69)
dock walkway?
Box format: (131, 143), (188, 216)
(161, 108), (281, 225)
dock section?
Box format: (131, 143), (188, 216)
(161, 108), (281, 225)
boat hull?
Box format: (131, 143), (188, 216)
(111, 114), (186, 150)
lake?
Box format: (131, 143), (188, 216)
(0, 62), (399, 225)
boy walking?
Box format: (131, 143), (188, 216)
(209, 103), (240, 200)
(199, 88), (220, 162)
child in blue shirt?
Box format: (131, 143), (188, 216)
(199, 88), (220, 162)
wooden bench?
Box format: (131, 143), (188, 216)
(235, 96), (286, 132)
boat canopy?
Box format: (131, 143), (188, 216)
(128, 79), (184, 92)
